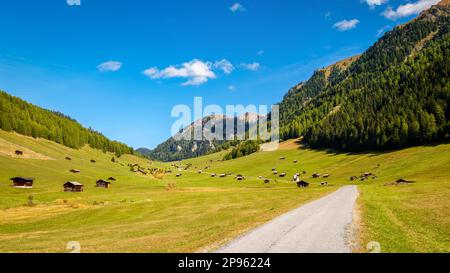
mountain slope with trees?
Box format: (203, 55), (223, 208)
(0, 90), (134, 155)
(279, 1), (450, 151)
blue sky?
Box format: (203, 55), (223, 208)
(0, 0), (440, 149)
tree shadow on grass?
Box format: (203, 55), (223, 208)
(295, 139), (450, 158)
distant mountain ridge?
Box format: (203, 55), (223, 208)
(138, 113), (265, 162)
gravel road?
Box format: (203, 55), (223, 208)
(217, 186), (358, 253)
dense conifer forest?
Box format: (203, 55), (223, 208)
(279, 4), (450, 151)
(0, 91), (134, 156)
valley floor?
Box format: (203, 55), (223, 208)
(0, 130), (449, 253)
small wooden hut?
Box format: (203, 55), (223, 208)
(96, 180), (111, 188)
(10, 177), (34, 188)
(63, 181), (84, 192)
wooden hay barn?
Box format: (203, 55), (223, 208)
(15, 150), (23, 156)
(10, 177), (34, 188)
(297, 181), (310, 188)
(65, 157), (72, 161)
(63, 181), (84, 192)
(96, 180), (111, 188)
(312, 173), (321, 178)
(279, 173), (287, 177)
(91, 160), (96, 163)
(70, 169), (81, 174)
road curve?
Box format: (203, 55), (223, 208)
(216, 185), (358, 253)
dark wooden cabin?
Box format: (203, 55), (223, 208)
(65, 157), (72, 161)
(312, 173), (321, 178)
(63, 181), (84, 192)
(10, 177), (34, 188)
(279, 173), (287, 177)
(297, 181), (310, 188)
(15, 150), (24, 156)
(70, 169), (81, 174)
(91, 160), (96, 163)
(96, 180), (111, 188)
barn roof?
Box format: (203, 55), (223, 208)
(10, 177), (34, 182)
(64, 181), (83, 186)
(97, 180), (111, 184)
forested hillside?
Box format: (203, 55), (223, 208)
(280, 1), (450, 151)
(0, 91), (134, 155)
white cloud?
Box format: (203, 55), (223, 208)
(363, 0), (388, 9)
(376, 25), (392, 37)
(143, 59), (216, 86)
(67, 0), (81, 6)
(214, 59), (235, 74)
(230, 3), (245, 13)
(333, 19), (360, 31)
(240, 62), (261, 71)
(97, 61), (122, 72)
(382, 0), (440, 20)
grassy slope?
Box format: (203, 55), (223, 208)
(0, 130), (333, 253)
(0, 130), (448, 253)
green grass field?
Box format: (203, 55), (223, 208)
(0, 130), (449, 253)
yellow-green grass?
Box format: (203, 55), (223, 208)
(0, 130), (449, 253)
(0, 131), (334, 252)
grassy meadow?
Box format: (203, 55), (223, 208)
(0, 130), (449, 253)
